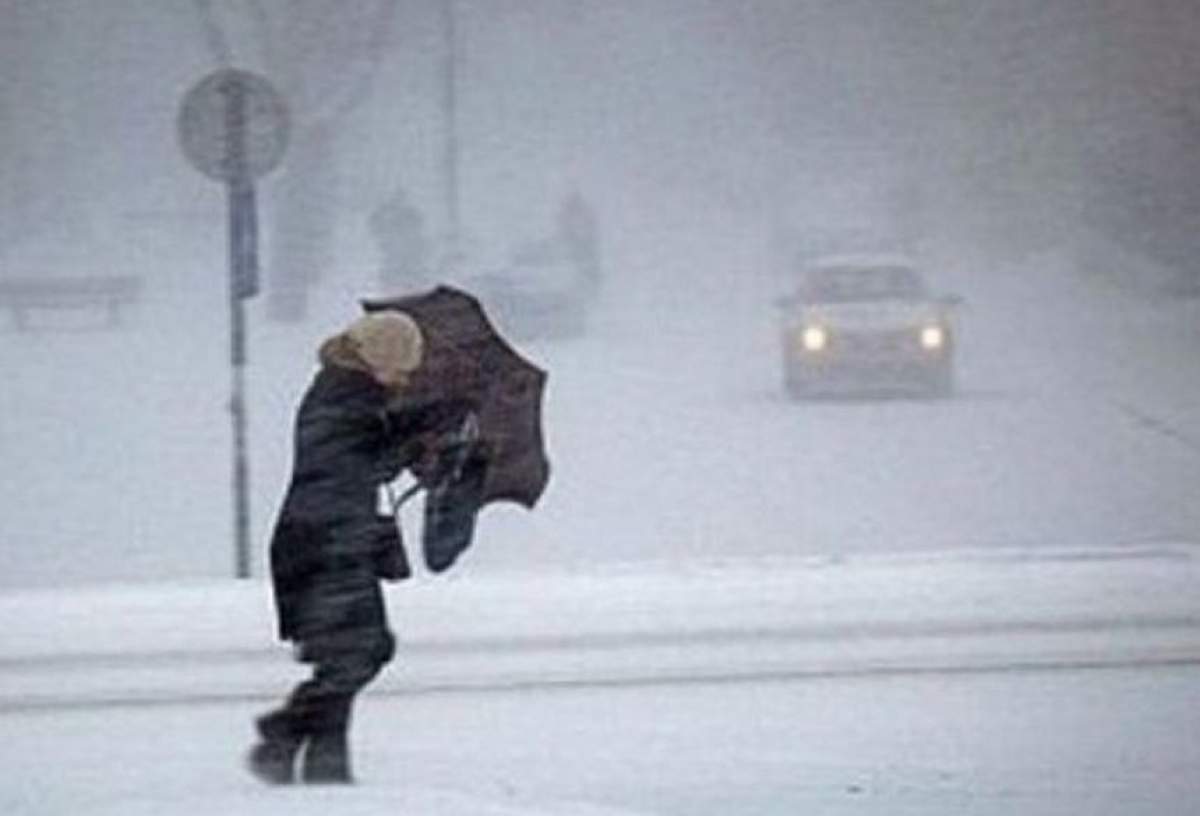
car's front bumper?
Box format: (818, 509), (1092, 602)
(782, 331), (954, 396)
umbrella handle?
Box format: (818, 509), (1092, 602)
(385, 409), (482, 515)
(441, 411), (481, 484)
(385, 481), (423, 515)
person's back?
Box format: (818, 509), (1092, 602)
(290, 367), (391, 497)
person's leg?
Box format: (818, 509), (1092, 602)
(248, 640), (390, 785)
(298, 633), (394, 783)
(249, 566), (395, 785)
(247, 701), (307, 784)
(299, 686), (355, 783)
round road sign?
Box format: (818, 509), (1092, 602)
(178, 68), (289, 183)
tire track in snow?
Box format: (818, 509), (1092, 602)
(2, 654), (1199, 716)
(4, 612), (1199, 671)
(3, 614), (1200, 714)
(1112, 400), (1200, 456)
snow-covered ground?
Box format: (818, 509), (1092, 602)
(1, 547), (1199, 815)
(2, 664), (1198, 816)
(3, 545), (1200, 709)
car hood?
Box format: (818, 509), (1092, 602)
(800, 300), (946, 331)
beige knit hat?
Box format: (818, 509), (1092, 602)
(344, 311), (425, 389)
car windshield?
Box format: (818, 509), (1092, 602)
(805, 265), (928, 302)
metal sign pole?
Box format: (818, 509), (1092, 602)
(177, 68), (289, 580)
(229, 282), (251, 578)
(224, 78), (252, 579)
(228, 182), (251, 579)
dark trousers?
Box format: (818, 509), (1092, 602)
(259, 627), (395, 781)
(293, 629), (393, 720)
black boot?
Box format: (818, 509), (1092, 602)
(301, 728), (353, 784)
(246, 709), (304, 785)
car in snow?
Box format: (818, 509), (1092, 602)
(777, 255), (960, 398)
(463, 239), (591, 341)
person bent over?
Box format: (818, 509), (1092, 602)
(249, 311), (429, 785)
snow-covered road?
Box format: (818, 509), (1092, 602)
(3, 662), (1197, 816)
(4, 544), (1198, 813)
(3, 545), (1199, 709)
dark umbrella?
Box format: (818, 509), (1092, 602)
(362, 285), (551, 512)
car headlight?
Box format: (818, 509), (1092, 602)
(801, 325), (828, 352)
(919, 324), (946, 350)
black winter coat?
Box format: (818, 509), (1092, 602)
(269, 362), (475, 645)
(268, 364), (406, 644)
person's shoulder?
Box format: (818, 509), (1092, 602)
(308, 365), (388, 406)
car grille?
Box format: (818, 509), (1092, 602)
(836, 328), (914, 354)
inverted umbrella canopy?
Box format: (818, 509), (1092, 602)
(362, 285), (550, 510)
